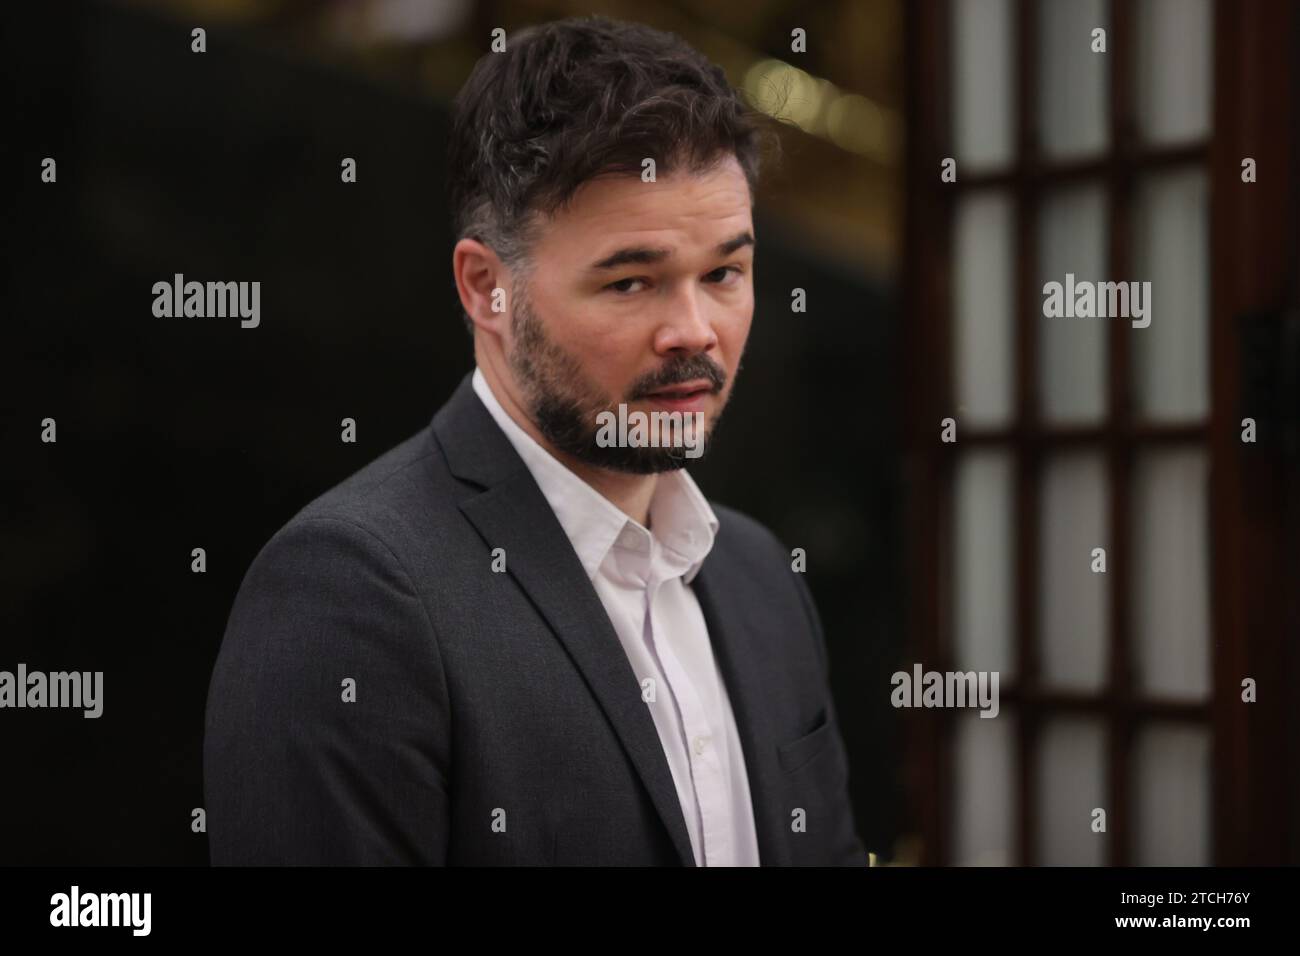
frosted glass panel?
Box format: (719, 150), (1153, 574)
(955, 194), (1015, 427)
(954, 452), (1016, 680)
(953, 711), (1017, 865)
(1132, 170), (1209, 421)
(1038, 185), (1108, 423)
(1131, 449), (1210, 699)
(1132, 724), (1211, 865)
(1037, 0), (1108, 160)
(1136, 0), (1212, 145)
(953, 0), (1015, 170)
(1039, 453), (1108, 691)
(1036, 718), (1106, 865)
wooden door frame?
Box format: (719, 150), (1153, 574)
(902, 0), (1299, 866)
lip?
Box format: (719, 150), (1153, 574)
(645, 379), (713, 398)
(642, 382), (714, 413)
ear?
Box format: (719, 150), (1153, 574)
(452, 238), (510, 335)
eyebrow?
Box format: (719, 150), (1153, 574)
(586, 230), (755, 272)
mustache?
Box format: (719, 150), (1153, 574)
(627, 356), (726, 400)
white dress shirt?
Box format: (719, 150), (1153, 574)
(472, 367), (761, 866)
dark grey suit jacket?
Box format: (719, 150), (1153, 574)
(204, 372), (867, 866)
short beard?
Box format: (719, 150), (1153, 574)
(505, 282), (728, 474)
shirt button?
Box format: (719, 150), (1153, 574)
(693, 735), (708, 755)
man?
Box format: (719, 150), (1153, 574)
(204, 15), (866, 867)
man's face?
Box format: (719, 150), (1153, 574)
(501, 154), (755, 473)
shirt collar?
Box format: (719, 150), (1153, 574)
(471, 366), (719, 583)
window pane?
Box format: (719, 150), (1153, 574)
(1135, 0), (1212, 145)
(1132, 724), (1211, 865)
(953, 0), (1015, 171)
(955, 193), (1015, 427)
(1036, 718), (1107, 865)
(1132, 169), (1209, 422)
(954, 451), (1016, 680)
(953, 709), (1017, 865)
(1037, 0), (1109, 160)
(1130, 449), (1210, 699)
(1038, 184), (1108, 423)
(1039, 452), (1108, 691)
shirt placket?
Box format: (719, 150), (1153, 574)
(644, 564), (732, 867)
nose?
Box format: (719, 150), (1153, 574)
(653, 286), (718, 355)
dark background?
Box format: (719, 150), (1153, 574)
(2, 0), (902, 864)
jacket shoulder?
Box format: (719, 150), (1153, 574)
(294, 425), (440, 525)
(258, 420), (464, 559)
(709, 501), (792, 565)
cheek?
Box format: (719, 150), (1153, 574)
(535, 285), (613, 341)
(534, 293), (639, 382)
(716, 301), (753, 360)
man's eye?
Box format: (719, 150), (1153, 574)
(706, 265), (744, 284)
(606, 277), (646, 295)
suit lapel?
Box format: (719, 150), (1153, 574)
(693, 556), (794, 867)
(432, 374), (696, 867)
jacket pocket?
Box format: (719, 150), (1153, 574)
(776, 707), (833, 774)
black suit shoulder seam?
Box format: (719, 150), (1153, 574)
(290, 513), (453, 720)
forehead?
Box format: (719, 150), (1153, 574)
(532, 155), (754, 265)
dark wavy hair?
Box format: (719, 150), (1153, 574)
(446, 15), (782, 333)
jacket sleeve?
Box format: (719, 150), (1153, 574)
(204, 514), (452, 865)
(790, 567), (871, 867)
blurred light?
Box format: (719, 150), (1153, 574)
(370, 0), (470, 41)
(327, 0), (472, 45)
(744, 57), (897, 163)
(826, 92), (897, 162)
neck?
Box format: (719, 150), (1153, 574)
(476, 349), (657, 527)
